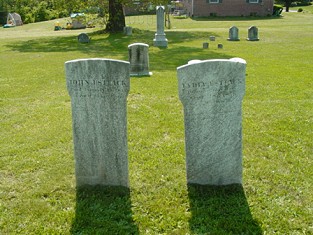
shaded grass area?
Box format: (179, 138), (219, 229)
(0, 13), (313, 234)
(71, 186), (139, 234)
(188, 184), (262, 234)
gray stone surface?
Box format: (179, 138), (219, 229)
(203, 42), (209, 49)
(218, 44), (223, 49)
(65, 58), (130, 187)
(153, 6), (168, 47)
(128, 43), (152, 76)
(228, 26), (240, 41)
(247, 26), (259, 41)
(124, 26), (132, 36)
(177, 58), (246, 185)
(209, 36), (216, 41)
(78, 33), (90, 43)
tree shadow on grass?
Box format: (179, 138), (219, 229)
(5, 29), (220, 55)
(6, 29), (235, 71)
(71, 185), (139, 235)
(188, 184), (262, 234)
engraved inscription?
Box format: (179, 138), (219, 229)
(181, 78), (243, 101)
(68, 78), (128, 98)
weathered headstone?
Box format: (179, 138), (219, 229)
(78, 33), (90, 43)
(247, 26), (259, 41)
(209, 36), (216, 41)
(65, 58), (130, 187)
(124, 26), (132, 36)
(218, 44), (223, 49)
(177, 58), (246, 185)
(153, 6), (168, 47)
(203, 42), (209, 49)
(128, 43), (152, 76)
(228, 26), (240, 41)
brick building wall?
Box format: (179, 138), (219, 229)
(183, 0), (274, 17)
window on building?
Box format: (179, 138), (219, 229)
(209, 0), (219, 3)
(249, 0), (259, 3)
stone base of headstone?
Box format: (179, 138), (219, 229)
(153, 34), (168, 47)
(228, 38), (240, 41)
(203, 42), (209, 49)
(247, 37), (259, 41)
(124, 26), (132, 36)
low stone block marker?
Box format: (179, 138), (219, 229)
(65, 58), (130, 187)
(177, 58), (246, 185)
(128, 43), (152, 76)
(203, 42), (209, 49)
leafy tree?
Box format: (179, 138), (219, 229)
(278, 0), (297, 12)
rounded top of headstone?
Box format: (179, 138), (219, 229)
(229, 58), (246, 64)
(188, 60), (202, 64)
(78, 33), (90, 43)
(65, 58), (130, 65)
(177, 58), (246, 70)
(128, 43), (149, 48)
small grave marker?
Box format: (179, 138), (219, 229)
(247, 26), (259, 41)
(203, 42), (209, 49)
(78, 33), (90, 43)
(228, 26), (240, 41)
(209, 36), (216, 41)
(128, 43), (152, 76)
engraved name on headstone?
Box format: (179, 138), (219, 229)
(177, 58), (246, 185)
(65, 58), (130, 187)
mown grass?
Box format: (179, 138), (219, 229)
(0, 12), (312, 234)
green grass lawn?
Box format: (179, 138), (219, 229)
(0, 12), (312, 234)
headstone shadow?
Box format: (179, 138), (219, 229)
(71, 185), (139, 234)
(188, 184), (262, 234)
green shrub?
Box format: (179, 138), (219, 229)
(273, 4), (283, 16)
(23, 13), (36, 24)
(298, 8), (304, 12)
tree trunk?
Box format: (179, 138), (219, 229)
(285, 0), (291, 12)
(105, 0), (125, 32)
